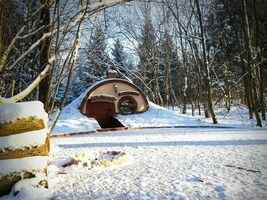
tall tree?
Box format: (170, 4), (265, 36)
(0, 0), (4, 58)
(39, 0), (51, 111)
(112, 39), (126, 67)
(138, 3), (163, 105)
(78, 26), (111, 88)
(160, 31), (177, 107)
(195, 0), (218, 124)
(241, 0), (262, 126)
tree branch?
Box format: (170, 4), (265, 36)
(0, 26), (25, 73)
(0, 56), (55, 104)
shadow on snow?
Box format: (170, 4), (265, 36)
(58, 139), (267, 148)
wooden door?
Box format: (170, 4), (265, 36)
(86, 101), (116, 128)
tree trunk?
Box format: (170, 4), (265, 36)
(195, 0), (217, 124)
(244, 76), (253, 119)
(164, 64), (169, 107)
(182, 95), (187, 114)
(203, 103), (209, 118)
(241, 0), (262, 126)
(226, 89), (231, 112)
(178, 20), (188, 114)
(38, 0), (51, 111)
(165, 63), (171, 107)
(155, 64), (163, 106)
(260, 56), (266, 120)
(169, 74), (179, 107)
(0, 0), (4, 57)
(252, 0), (266, 121)
(11, 80), (15, 97)
(197, 73), (201, 116)
(1, 78), (5, 97)
(236, 26), (253, 119)
(191, 100), (195, 117)
(198, 102), (201, 116)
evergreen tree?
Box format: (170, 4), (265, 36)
(87, 26), (111, 77)
(137, 4), (163, 104)
(206, 0), (241, 110)
(159, 31), (175, 106)
(111, 39), (126, 67)
(78, 26), (111, 88)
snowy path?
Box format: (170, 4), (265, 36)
(49, 128), (267, 200)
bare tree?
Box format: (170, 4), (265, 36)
(241, 0), (262, 126)
(0, 0), (134, 132)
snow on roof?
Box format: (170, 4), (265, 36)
(0, 101), (48, 124)
(118, 90), (140, 96)
(52, 83), (101, 134)
(107, 69), (117, 73)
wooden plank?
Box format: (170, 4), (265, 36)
(0, 136), (50, 160)
(0, 117), (45, 136)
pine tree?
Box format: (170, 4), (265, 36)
(78, 26), (111, 88)
(112, 39), (126, 67)
(137, 4), (163, 105)
(160, 31), (176, 107)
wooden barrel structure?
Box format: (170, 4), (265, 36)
(0, 101), (49, 196)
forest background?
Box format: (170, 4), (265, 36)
(0, 0), (266, 128)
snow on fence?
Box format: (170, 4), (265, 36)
(0, 101), (50, 196)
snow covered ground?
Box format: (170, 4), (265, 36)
(46, 127), (267, 200)
(117, 102), (201, 128)
(2, 97), (267, 199)
(181, 105), (267, 128)
(2, 89), (265, 199)
(2, 127), (267, 199)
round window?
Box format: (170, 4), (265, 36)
(118, 96), (137, 115)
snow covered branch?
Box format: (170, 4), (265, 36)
(7, 31), (54, 71)
(0, 56), (55, 104)
(18, 25), (46, 40)
(86, 0), (132, 12)
(0, 26), (25, 73)
(0, 3), (46, 73)
(2, 0), (133, 73)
